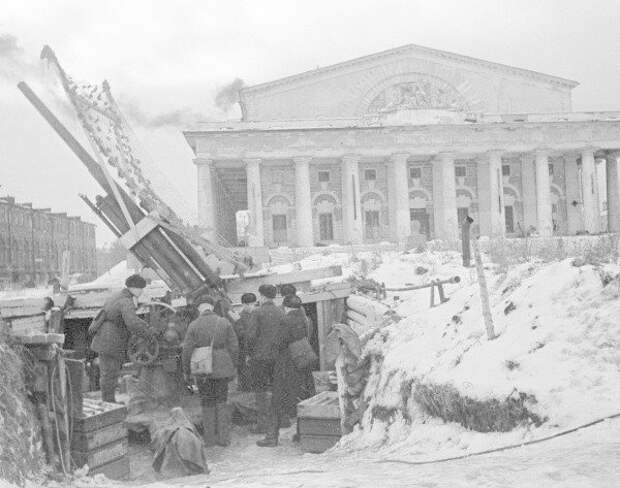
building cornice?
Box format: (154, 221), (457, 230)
(185, 118), (620, 160)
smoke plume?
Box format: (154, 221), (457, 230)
(215, 77), (244, 112)
(120, 97), (211, 129)
(0, 33), (32, 79)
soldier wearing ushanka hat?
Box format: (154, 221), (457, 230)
(90, 274), (155, 403)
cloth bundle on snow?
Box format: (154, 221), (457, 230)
(152, 407), (209, 477)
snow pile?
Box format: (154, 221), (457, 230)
(341, 251), (620, 459)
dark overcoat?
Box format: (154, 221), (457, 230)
(91, 288), (150, 358)
(272, 309), (317, 417)
(246, 300), (283, 362)
(182, 310), (239, 380)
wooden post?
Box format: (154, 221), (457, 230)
(472, 238), (496, 340)
(57, 354), (71, 473)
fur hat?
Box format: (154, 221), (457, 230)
(193, 294), (215, 308)
(258, 284), (277, 299)
(282, 294), (302, 309)
(280, 284), (297, 297)
(125, 274), (147, 289)
(241, 292), (257, 304)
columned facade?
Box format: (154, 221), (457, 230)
(191, 143), (620, 248)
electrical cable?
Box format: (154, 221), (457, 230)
(373, 412), (620, 466)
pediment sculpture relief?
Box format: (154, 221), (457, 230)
(367, 77), (469, 113)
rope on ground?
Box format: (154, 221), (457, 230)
(374, 412), (620, 466)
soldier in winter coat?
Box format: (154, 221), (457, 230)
(232, 292), (257, 391)
(257, 294), (316, 447)
(90, 274), (155, 403)
(182, 295), (239, 447)
(246, 284), (283, 433)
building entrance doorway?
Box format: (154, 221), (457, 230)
(364, 210), (380, 240)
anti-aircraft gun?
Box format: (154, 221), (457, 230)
(16, 46), (345, 367)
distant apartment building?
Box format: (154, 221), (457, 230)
(0, 196), (97, 289)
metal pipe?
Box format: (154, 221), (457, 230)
(386, 276), (461, 292)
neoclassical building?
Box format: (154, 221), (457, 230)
(184, 44), (620, 248)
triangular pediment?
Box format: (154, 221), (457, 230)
(239, 44), (578, 121)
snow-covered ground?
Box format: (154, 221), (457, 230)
(41, 417), (620, 488)
(342, 251), (620, 459)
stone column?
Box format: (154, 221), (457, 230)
(521, 154), (538, 231)
(244, 158), (264, 247)
(390, 153), (411, 243)
(478, 150), (505, 237)
(341, 155), (363, 244)
(535, 150), (553, 237)
(581, 148), (600, 234)
(195, 158), (216, 241)
(432, 153), (458, 243)
(606, 151), (620, 232)
(294, 156), (314, 247)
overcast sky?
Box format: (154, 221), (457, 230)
(2, 0), (620, 247)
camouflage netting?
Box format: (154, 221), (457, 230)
(0, 333), (46, 485)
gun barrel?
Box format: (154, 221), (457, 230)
(386, 276), (460, 292)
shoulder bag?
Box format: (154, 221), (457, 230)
(190, 337), (215, 376)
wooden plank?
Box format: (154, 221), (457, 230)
(16, 333), (65, 344)
(74, 403), (127, 432)
(5, 315), (46, 335)
(225, 266), (343, 294)
(118, 215), (159, 250)
(297, 391), (341, 419)
(66, 359), (85, 418)
(316, 301), (326, 371)
(88, 455), (130, 480)
(57, 355), (71, 473)
(71, 438), (128, 468)
(71, 422), (127, 452)
(298, 417), (342, 436)
(299, 434), (340, 453)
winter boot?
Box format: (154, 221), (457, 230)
(256, 410), (279, 447)
(201, 405), (217, 447)
(215, 403), (231, 447)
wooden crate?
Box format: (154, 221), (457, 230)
(88, 455), (130, 480)
(297, 391), (342, 454)
(298, 417), (341, 437)
(74, 401), (127, 432)
(297, 391), (340, 418)
(71, 421), (127, 452)
(299, 434), (340, 454)
(72, 438), (128, 468)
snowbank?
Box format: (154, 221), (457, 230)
(340, 251), (620, 458)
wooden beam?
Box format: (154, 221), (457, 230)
(224, 265), (343, 294)
(117, 215), (158, 250)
